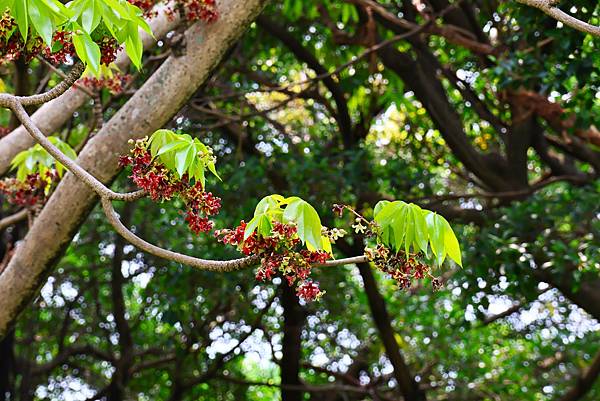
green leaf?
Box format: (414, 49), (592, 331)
(13, 0), (28, 40)
(80, 0), (101, 33)
(124, 21), (143, 69)
(206, 161), (222, 181)
(373, 200), (390, 217)
(425, 212), (446, 266)
(149, 129), (177, 156)
(283, 198), (323, 250)
(254, 195), (283, 216)
(72, 29), (101, 73)
(375, 201), (408, 252)
(411, 204), (429, 255)
(175, 145), (194, 178)
(244, 213), (273, 240)
(443, 219), (462, 266)
(29, 0), (53, 45)
(156, 141), (187, 156)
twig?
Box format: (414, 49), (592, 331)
(517, 0), (600, 37)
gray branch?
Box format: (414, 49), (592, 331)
(517, 0), (600, 37)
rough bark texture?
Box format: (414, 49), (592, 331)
(0, 0), (269, 338)
(0, 1), (181, 176)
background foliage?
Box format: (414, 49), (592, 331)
(0, 0), (599, 400)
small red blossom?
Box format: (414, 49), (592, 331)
(296, 280), (324, 301)
(217, 220), (330, 301)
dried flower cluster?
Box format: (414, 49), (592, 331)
(365, 244), (442, 291)
(216, 221), (330, 301)
(119, 137), (221, 234)
(0, 172), (57, 207)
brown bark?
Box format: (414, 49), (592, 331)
(0, 0), (270, 339)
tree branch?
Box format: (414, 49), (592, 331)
(0, 209), (28, 232)
(517, 0), (600, 37)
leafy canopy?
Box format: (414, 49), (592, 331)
(0, 0), (152, 73)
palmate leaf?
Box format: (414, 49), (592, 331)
(243, 194), (327, 252)
(148, 130), (221, 186)
(10, 136), (77, 181)
(283, 197), (323, 251)
(374, 200), (462, 267)
(4, 0), (151, 74)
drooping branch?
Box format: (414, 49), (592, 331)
(101, 198), (259, 272)
(517, 0), (600, 37)
(8, 101), (145, 202)
(5, 86), (369, 273)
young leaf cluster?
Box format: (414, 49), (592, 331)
(0, 0), (152, 73)
(245, 194), (331, 252)
(147, 129), (221, 188)
(10, 136), (77, 181)
(374, 201), (462, 267)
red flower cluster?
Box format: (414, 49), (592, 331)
(42, 31), (75, 65)
(183, 182), (221, 234)
(0, 172), (56, 206)
(119, 138), (221, 235)
(79, 74), (132, 95)
(98, 37), (120, 66)
(0, 28), (42, 64)
(128, 0), (156, 15)
(365, 244), (439, 290)
(296, 280), (322, 301)
(216, 221), (329, 301)
(167, 0), (218, 22)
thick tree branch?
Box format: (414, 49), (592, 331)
(0, 0), (271, 339)
(0, 0), (182, 176)
(517, 0), (600, 37)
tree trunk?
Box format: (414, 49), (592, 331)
(0, 0), (270, 339)
(281, 284), (305, 401)
(357, 262), (426, 401)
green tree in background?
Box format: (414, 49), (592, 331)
(0, 0), (598, 400)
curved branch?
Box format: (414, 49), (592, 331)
(9, 101), (143, 202)
(16, 63), (85, 106)
(12, 96), (368, 271)
(517, 0), (600, 37)
(0, 209), (28, 231)
(101, 197), (260, 272)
